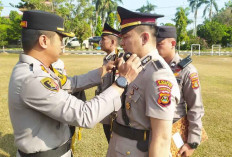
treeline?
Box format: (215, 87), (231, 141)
(0, 0), (232, 50)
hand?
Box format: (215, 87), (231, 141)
(178, 143), (195, 157)
(117, 54), (142, 84)
(101, 61), (115, 77)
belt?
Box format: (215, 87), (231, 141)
(112, 121), (150, 152)
(18, 139), (72, 157)
(112, 120), (149, 141)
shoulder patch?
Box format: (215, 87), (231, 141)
(156, 80), (173, 89)
(189, 72), (199, 89)
(141, 56), (152, 66)
(40, 77), (59, 92)
(152, 60), (164, 70)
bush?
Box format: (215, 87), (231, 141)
(181, 36), (208, 50)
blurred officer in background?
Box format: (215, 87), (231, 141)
(96, 23), (121, 143)
(156, 26), (204, 157)
(8, 10), (142, 157)
(106, 7), (180, 157)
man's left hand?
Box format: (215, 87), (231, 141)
(178, 143), (195, 157)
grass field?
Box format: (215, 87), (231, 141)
(0, 53), (232, 157)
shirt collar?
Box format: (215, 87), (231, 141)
(169, 53), (181, 68)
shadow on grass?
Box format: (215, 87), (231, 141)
(0, 132), (17, 157)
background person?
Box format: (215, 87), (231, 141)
(96, 23), (121, 143)
(106, 7), (180, 157)
(156, 26), (204, 157)
(8, 10), (142, 157)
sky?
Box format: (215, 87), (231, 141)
(1, 0), (229, 30)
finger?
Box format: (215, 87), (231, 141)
(137, 66), (143, 73)
(178, 147), (185, 156)
(126, 54), (137, 63)
(117, 58), (123, 68)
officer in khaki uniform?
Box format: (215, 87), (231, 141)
(96, 23), (121, 143)
(156, 26), (204, 157)
(106, 7), (180, 157)
(8, 10), (142, 157)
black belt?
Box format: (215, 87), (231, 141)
(112, 121), (150, 152)
(18, 139), (72, 157)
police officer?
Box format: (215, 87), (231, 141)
(106, 7), (180, 157)
(8, 10), (142, 157)
(96, 23), (121, 143)
(156, 26), (204, 157)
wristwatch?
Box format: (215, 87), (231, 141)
(188, 142), (199, 149)
(115, 76), (128, 88)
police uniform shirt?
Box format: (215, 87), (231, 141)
(8, 54), (122, 154)
(107, 50), (180, 156)
(97, 51), (116, 124)
(52, 59), (67, 75)
(170, 53), (204, 144)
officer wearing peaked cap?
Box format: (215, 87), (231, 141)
(8, 10), (142, 157)
(96, 23), (121, 143)
(156, 26), (204, 157)
(107, 7), (180, 157)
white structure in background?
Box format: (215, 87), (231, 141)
(191, 44), (200, 56)
(211, 45), (221, 56)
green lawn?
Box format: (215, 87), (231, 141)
(0, 53), (231, 157)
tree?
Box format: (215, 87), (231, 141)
(108, 12), (115, 28)
(172, 7), (193, 25)
(202, 0), (218, 21)
(188, 0), (205, 36)
(197, 20), (225, 46)
(7, 11), (22, 45)
(174, 7), (189, 43)
(136, 1), (156, 13)
(95, 16), (102, 36)
(221, 26), (232, 46)
(213, 6), (232, 27)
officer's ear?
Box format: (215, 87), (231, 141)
(38, 35), (49, 49)
(141, 32), (149, 46)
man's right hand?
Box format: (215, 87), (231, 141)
(117, 54), (142, 84)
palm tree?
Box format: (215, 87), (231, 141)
(136, 1), (156, 13)
(188, 0), (205, 36)
(94, 0), (122, 27)
(202, 0), (218, 21)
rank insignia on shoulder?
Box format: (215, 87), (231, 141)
(40, 77), (59, 92)
(141, 56), (152, 66)
(157, 92), (171, 107)
(153, 60), (164, 70)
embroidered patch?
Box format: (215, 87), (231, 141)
(156, 80), (173, 89)
(40, 65), (49, 73)
(40, 77), (59, 92)
(157, 92), (171, 107)
(189, 73), (199, 89)
(158, 87), (171, 93)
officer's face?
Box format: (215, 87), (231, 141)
(100, 36), (112, 53)
(48, 33), (64, 62)
(120, 29), (142, 57)
(157, 38), (174, 59)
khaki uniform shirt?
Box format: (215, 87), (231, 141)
(170, 53), (204, 144)
(107, 50), (180, 157)
(8, 54), (121, 155)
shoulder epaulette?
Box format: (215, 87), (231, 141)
(152, 60), (164, 70)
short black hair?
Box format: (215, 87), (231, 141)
(22, 29), (56, 53)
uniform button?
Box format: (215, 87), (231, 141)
(129, 96), (132, 99)
(126, 102), (131, 110)
(126, 151), (130, 155)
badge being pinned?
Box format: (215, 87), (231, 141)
(40, 77), (59, 92)
(157, 92), (171, 107)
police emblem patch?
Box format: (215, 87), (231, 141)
(53, 68), (67, 86)
(40, 77), (59, 92)
(157, 92), (171, 107)
(189, 73), (199, 89)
